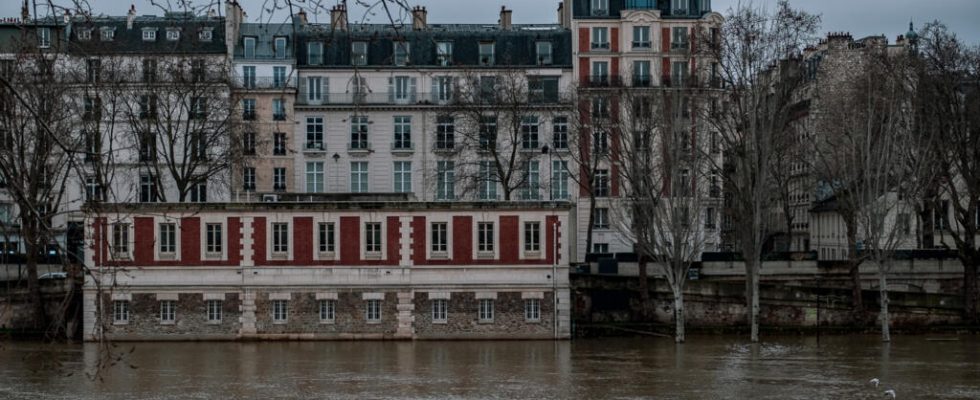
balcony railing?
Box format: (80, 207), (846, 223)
(632, 41), (651, 49)
(296, 92), (472, 106)
(590, 42), (610, 50)
(234, 76), (298, 90)
(584, 75), (623, 88)
(671, 41), (690, 51)
(304, 141), (326, 152)
(633, 74), (652, 88)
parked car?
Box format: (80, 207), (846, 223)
(39, 272), (68, 280)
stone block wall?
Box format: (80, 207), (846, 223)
(102, 292), (241, 340)
(413, 291), (555, 339)
(252, 291), (399, 338)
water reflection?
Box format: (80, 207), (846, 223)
(0, 336), (977, 399)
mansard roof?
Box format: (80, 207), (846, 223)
(233, 23), (294, 60)
(294, 23), (572, 68)
(66, 14), (226, 55)
(571, 0), (713, 19)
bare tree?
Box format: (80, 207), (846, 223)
(701, 0), (820, 342)
(916, 22), (980, 323)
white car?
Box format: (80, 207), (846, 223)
(39, 272), (68, 280)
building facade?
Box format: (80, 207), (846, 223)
(83, 201), (572, 340)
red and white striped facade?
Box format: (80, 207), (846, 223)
(83, 201), (572, 340)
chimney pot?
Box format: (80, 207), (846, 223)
(412, 6), (428, 31)
(499, 6), (512, 30)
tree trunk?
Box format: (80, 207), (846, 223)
(963, 255), (978, 324)
(878, 270), (890, 342)
(585, 195), (596, 255)
(24, 242), (45, 331)
(846, 222), (864, 313)
(745, 258), (760, 342)
(673, 284), (685, 343)
(637, 258), (650, 319)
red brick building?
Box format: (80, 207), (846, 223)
(83, 201), (572, 340)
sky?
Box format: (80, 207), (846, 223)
(1, 0), (978, 44)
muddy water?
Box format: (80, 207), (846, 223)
(0, 335), (978, 399)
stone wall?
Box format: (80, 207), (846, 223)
(413, 291), (555, 339)
(102, 292), (241, 340)
(253, 291), (399, 338)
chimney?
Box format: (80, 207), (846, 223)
(207, 8), (216, 19)
(331, 4), (348, 31)
(126, 4), (136, 29)
(412, 6), (427, 31)
(21, 0), (29, 22)
(499, 6), (512, 30)
(557, 2), (564, 27)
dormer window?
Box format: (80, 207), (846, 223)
(100, 27), (115, 41)
(535, 41), (552, 65)
(478, 42), (495, 66)
(77, 29), (92, 41)
(142, 28), (157, 41)
(199, 28), (213, 42)
(672, 0), (689, 15)
(37, 27), (51, 48)
(166, 28), (180, 41)
(351, 41), (367, 66)
(393, 41), (409, 66)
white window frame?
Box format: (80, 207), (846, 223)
(317, 221), (336, 257)
(633, 26), (651, 48)
(363, 221), (384, 259)
(271, 221), (291, 258)
(591, 27), (609, 49)
(206, 299), (222, 323)
(306, 116), (324, 150)
(205, 222), (224, 258)
(113, 300), (129, 324)
(319, 299), (336, 323)
(552, 160), (569, 200)
(111, 222), (131, 260)
(142, 28), (157, 41)
(157, 221), (178, 260)
(352, 41), (368, 65)
(350, 161), (369, 192)
(393, 161), (412, 193)
(523, 221), (541, 253)
(393, 115), (412, 150)
(436, 161), (455, 200)
(432, 299), (448, 324)
(274, 37), (287, 59)
(393, 41), (410, 66)
(272, 299), (288, 324)
(306, 161), (325, 193)
(476, 221), (497, 259)
(166, 28), (180, 41)
(365, 299), (382, 323)
(159, 300), (176, 324)
(478, 298), (494, 323)
(594, 207), (610, 229)
(428, 221), (452, 259)
(525, 298), (541, 322)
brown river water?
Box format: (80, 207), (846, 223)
(0, 335), (978, 399)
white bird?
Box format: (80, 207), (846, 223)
(883, 389), (896, 398)
(870, 378), (880, 388)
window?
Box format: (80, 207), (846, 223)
(350, 115), (369, 150)
(552, 160), (569, 200)
(199, 28), (213, 42)
(37, 27), (51, 47)
(83, 96), (101, 121)
(436, 41), (453, 66)
(166, 28), (180, 41)
(431, 223), (448, 253)
(100, 27), (114, 41)
(352, 41), (367, 65)
(536, 41), (553, 65)
(478, 222), (495, 253)
(591, 27), (609, 49)
(479, 42), (495, 65)
(77, 28), (92, 41)
(365, 222), (382, 254)
(393, 116), (412, 150)
(633, 26), (651, 48)
(190, 182), (207, 202)
(111, 223), (130, 256)
(319, 300), (336, 322)
(190, 96), (207, 119)
(436, 116), (454, 149)
(307, 42), (323, 65)
(480, 116), (497, 151)
(142, 59), (157, 83)
(274, 133), (287, 156)
(591, 61), (609, 86)
(242, 36), (256, 58)
(479, 76), (498, 100)
(86, 59), (101, 83)
(553, 117), (568, 149)
(142, 28), (157, 41)
(672, 26), (689, 49)
(272, 66), (287, 89)
(273, 98), (286, 121)
(306, 162), (324, 193)
(318, 223), (335, 253)
(350, 161), (368, 192)
(238, 168), (254, 192)
(366, 299), (382, 322)
(274, 37), (287, 59)
(671, 61), (688, 87)
(525, 299), (540, 322)
(593, 130), (609, 154)
(306, 76), (323, 103)
(272, 223), (289, 254)
(593, 243), (609, 253)
(479, 299), (494, 322)
(84, 176), (103, 201)
(390, 76), (416, 103)
(139, 94), (157, 119)
(672, 0), (689, 15)
(529, 76), (559, 103)
(594, 169), (609, 197)
(273, 167), (287, 191)
(432, 299), (448, 323)
(306, 117), (324, 150)
(159, 223), (176, 254)
(160, 300), (175, 323)
(705, 207), (716, 229)
(591, 0), (609, 15)
(436, 161), (455, 200)
(634, 60), (651, 87)
(242, 98), (256, 120)
(113, 300), (129, 324)
(523, 161), (540, 200)
(139, 175), (158, 203)
(207, 299), (222, 322)
(524, 222), (540, 252)
(479, 161), (497, 200)
(394, 161), (412, 193)
(272, 300), (288, 323)
(521, 116), (539, 149)
(432, 76), (454, 103)
(594, 208), (609, 229)
(206, 223), (223, 254)
(393, 41), (410, 66)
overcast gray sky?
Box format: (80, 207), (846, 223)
(3, 0), (978, 43)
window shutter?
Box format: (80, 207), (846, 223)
(431, 76), (438, 102)
(322, 77), (329, 103)
(410, 77), (417, 102)
(388, 77), (394, 103)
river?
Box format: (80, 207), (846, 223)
(0, 335), (977, 399)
